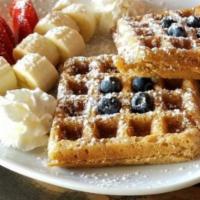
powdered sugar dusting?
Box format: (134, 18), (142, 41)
(114, 9), (200, 65)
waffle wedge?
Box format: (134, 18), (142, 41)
(48, 55), (200, 168)
(113, 6), (200, 79)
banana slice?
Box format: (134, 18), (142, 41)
(34, 11), (79, 35)
(97, 10), (116, 34)
(62, 3), (96, 42)
(0, 57), (18, 95)
(45, 26), (85, 62)
(53, 0), (82, 11)
(13, 53), (59, 92)
(13, 33), (60, 66)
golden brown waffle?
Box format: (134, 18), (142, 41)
(48, 55), (200, 168)
(113, 6), (200, 79)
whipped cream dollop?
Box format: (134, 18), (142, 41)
(0, 88), (57, 151)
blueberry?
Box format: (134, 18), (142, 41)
(132, 77), (154, 92)
(161, 16), (176, 28)
(167, 24), (187, 37)
(131, 92), (154, 113)
(187, 16), (200, 28)
(100, 77), (122, 93)
(97, 96), (121, 114)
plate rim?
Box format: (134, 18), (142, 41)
(1, 156), (200, 196)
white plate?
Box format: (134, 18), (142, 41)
(1, 0), (200, 196)
(1, 145), (200, 196)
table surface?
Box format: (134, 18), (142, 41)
(0, 166), (200, 200)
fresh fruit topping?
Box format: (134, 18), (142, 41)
(13, 53), (59, 92)
(45, 26), (85, 62)
(0, 57), (18, 95)
(13, 33), (60, 66)
(13, 16), (32, 43)
(100, 77), (122, 93)
(0, 17), (15, 64)
(132, 77), (154, 92)
(62, 3), (96, 42)
(97, 96), (121, 115)
(10, 0), (39, 43)
(167, 24), (187, 37)
(161, 16), (176, 28)
(0, 17), (16, 46)
(131, 92), (154, 113)
(187, 16), (200, 28)
(34, 11), (79, 35)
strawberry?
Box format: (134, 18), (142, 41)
(0, 23), (15, 64)
(10, 0), (39, 43)
(0, 16), (16, 47)
(13, 14), (32, 43)
(9, 0), (17, 17)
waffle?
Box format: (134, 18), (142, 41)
(48, 55), (200, 168)
(113, 6), (200, 79)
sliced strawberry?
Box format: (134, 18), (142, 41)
(0, 16), (16, 47)
(23, 1), (38, 29)
(11, 0), (38, 27)
(13, 15), (32, 43)
(10, 0), (39, 43)
(0, 22), (15, 64)
(9, 0), (17, 16)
